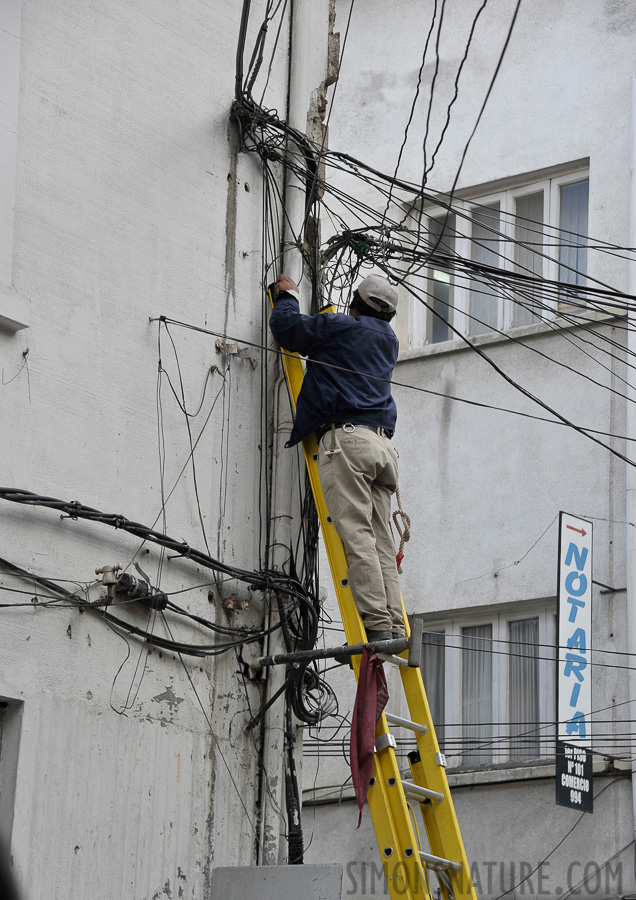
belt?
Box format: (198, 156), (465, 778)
(315, 422), (393, 443)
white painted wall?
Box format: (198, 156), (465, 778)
(0, 1), (331, 898)
(303, 1), (636, 896)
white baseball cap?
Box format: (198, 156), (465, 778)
(356, 274), (399, 313)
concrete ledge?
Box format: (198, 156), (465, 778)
(303, 784), (357, 805)
(210, 865), (343, 899)
(397, 310), (622, 363)
(303, 758), (631, 805)
(0, 286), (29, 332)
(447, 756), (631, 788)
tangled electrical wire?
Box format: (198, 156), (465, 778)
(233, 90), (636, 312)
(229, 7), (636, 499)
(0, 488), (313, 672)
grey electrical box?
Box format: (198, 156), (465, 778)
(210, 864), (342, 899)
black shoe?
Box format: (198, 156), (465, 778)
(366, 629), (392, 643)
(392, 631), (406, 641)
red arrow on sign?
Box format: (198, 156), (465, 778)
(567, 524), (587, 537)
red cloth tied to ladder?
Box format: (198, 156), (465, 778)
(350, 647), (389, 827)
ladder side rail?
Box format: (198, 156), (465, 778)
(369, 748), (431, 899)
(402, 666), (478, 900)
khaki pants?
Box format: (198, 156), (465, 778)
(317, 426), (404, 635)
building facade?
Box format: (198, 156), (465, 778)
(0, 1), (333, 898)
(303, 2), (636, 898)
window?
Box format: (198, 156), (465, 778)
(462, 624), (493, 763)
(470, 204), (501, 336)
(422, 630), (445, 747)
(419, 601), (556, 769)
(513, 191), (544, 326)
(428, 217), (456, 344)
(0, 699), (22, 841)
(410, 167), (589, 347)
(0, 0), (28, 331)
(558, 179), (589, 305)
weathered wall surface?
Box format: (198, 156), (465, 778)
(303, 1), (636, 897)
(309, 774), (634, 900)
(0, 1), (327, 898)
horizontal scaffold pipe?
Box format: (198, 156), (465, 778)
(257, 636), (410, 667)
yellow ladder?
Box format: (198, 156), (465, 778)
(269, 291), (478, 900)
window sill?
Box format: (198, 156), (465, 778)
(446, 755), (630, 788)
(301, 757), (630, 806)
(397, 310), (622, 364)
(0, 286), (29, 332)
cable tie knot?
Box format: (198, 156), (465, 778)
(62, 501), (82, 521)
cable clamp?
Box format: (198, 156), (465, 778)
(375, 733), (397, 752)
(62, 500), (82, 521)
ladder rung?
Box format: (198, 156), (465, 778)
(377, 652), (409, 668)
(419, 851), (462, 874)
(385, 713), (427, 735)
(402, 780), (444, 805)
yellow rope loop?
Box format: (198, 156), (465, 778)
(406, 801), (433, 897)
(406, 800), (422, 851)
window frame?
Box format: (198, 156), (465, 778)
(419, 599), (556, 770)
(0, 696), (23, 843)
(0, 0), (29, 332)
(410, 167), (590, 348)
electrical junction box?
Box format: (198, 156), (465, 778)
(209, 864), (342, 899)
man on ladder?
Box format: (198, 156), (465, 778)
(270, 273), (404, 643)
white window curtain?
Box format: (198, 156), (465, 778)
(508, 617), (540, 759)
(429, 216), (456, 344)
(513, 191), (544, 326)
(462, 625), (493, 764)
(558, 179), (589, 292)
(470, 204), (501, 335)
(421, 631), (445, 747)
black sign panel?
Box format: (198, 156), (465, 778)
(556, 741), (593, 812)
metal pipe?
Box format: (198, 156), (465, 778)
(260, 0), (316, 860)
(385, 713), (427, 735)
(419, 851), (462, 874)
(258, 375), (294, 865)
(402, 781), (444, 805)
(281, 0), (313, 281)
(257, 636), (409, 667)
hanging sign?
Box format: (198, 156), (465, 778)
(555, 512), (593, 813)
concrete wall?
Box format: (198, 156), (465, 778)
(303, 1), (636, 897)
(0, 1), (331, 898)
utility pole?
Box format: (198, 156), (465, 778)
(258, 0), (331, 866)
(625, 63), (636, 846)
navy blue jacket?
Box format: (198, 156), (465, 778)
(269, 291), (399, 447)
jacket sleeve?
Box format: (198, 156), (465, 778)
(269, 291), (342, 355)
